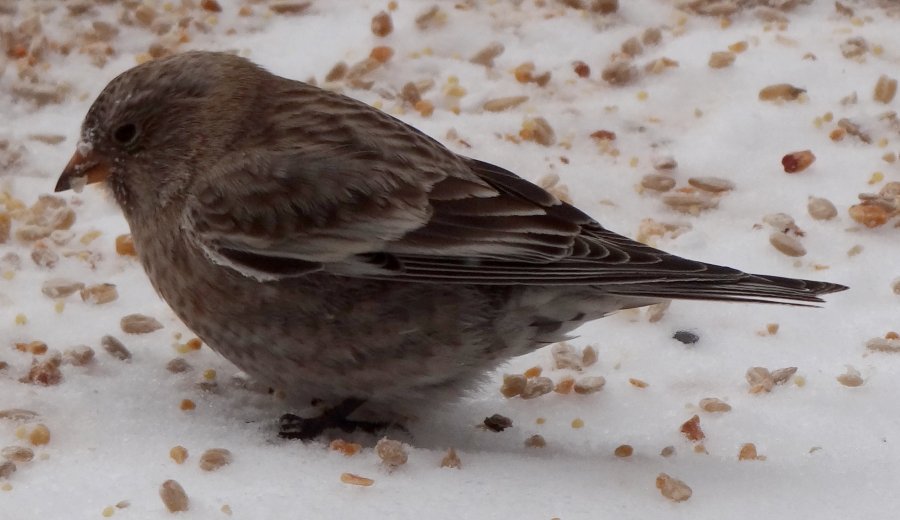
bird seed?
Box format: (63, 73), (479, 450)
(441, 448), (461, 468)
(640, 174), (676, 192)
(28, 424), (50, 446)
(781, 150), (815, 173)
(837, 366), (864, 387)
(0, 462), (15, 480)
(874, 75), (898, 104)
(708, 51), (735, 68)
(375, 437), (408, 467)
(699, 398), (731, 413)
(371, 11), (393, 37)
(120, 314), (163, 334)
(573, 376), (605, 394)
(340, 473), (374, 486)
(769, 232), (806, 257)
(469, 42), (504, 67)
(101, 335), (131, 361)
(656, 473), (692, 502)
(525, 435), (546, 448)
(81, 284), (118, 305)
(170, 446), (188, 464)
(483, 414), (513, 432)
(482, 96), (529, 112)
(680, 415), (705, 442)
(329, 439), (362, 457)
(1, 446), (33, 464)
(687, 176), (734, 193)
(159, 480), (189, 512)
(521, 377), (553, 399)
(807, 197), (837, 220)
(758, 83), (805, 102)
(614, 445), (633, 457)
(199, 448), (232, 471)
(500, 374), (527, 398)
(738, 443), (764, 461)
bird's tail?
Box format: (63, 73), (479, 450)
(602, 273), (848, 306)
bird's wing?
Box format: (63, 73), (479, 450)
(186, 141), (735, 282)
(183, 92), (844, 302)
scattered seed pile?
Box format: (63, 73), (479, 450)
(1, 0), (899, 518)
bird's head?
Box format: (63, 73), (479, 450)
(55, 51), (264, 216)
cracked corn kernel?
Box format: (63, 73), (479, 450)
(571, 418), (584, 429)
(15, 341), (46, 354)
(680, 415), (704, 442)
(554, 377), (575, 394)
(614, 445), (633, 457)
(414, 100), (434, 117)
(739, 443), (762, 460)
(170, 446), (188, 464)
(116, 234), (137, 256)
(369, 46), (393, 63)
(523, 366), (542, 378)
(28, 424), (50, 446)
(371, 11), (393, 37)
(329, 439), (362, 456)
(849, 204), (888, 228)
(759, 84), (805, 101)
(500, 374), (526, 398)
(441, 448), (461, 468)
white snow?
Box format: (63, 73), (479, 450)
(2, 1), (900, 518)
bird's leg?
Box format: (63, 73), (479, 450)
(278, 398), (391, 440)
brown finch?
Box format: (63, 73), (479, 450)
(55, 51), (846, 438)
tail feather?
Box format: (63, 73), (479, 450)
(603, 273), (848, 306)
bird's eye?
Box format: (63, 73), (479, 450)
(112, 123), (138, 145)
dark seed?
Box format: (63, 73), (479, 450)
(673, 330), (700, 344)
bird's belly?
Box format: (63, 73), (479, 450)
(149, 256), (512, 411)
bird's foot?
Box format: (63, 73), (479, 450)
(278, 398), (390, 440)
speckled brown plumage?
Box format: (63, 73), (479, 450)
(55, 51), (846, 430)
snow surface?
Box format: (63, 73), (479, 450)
(2, 1), (900, 519)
